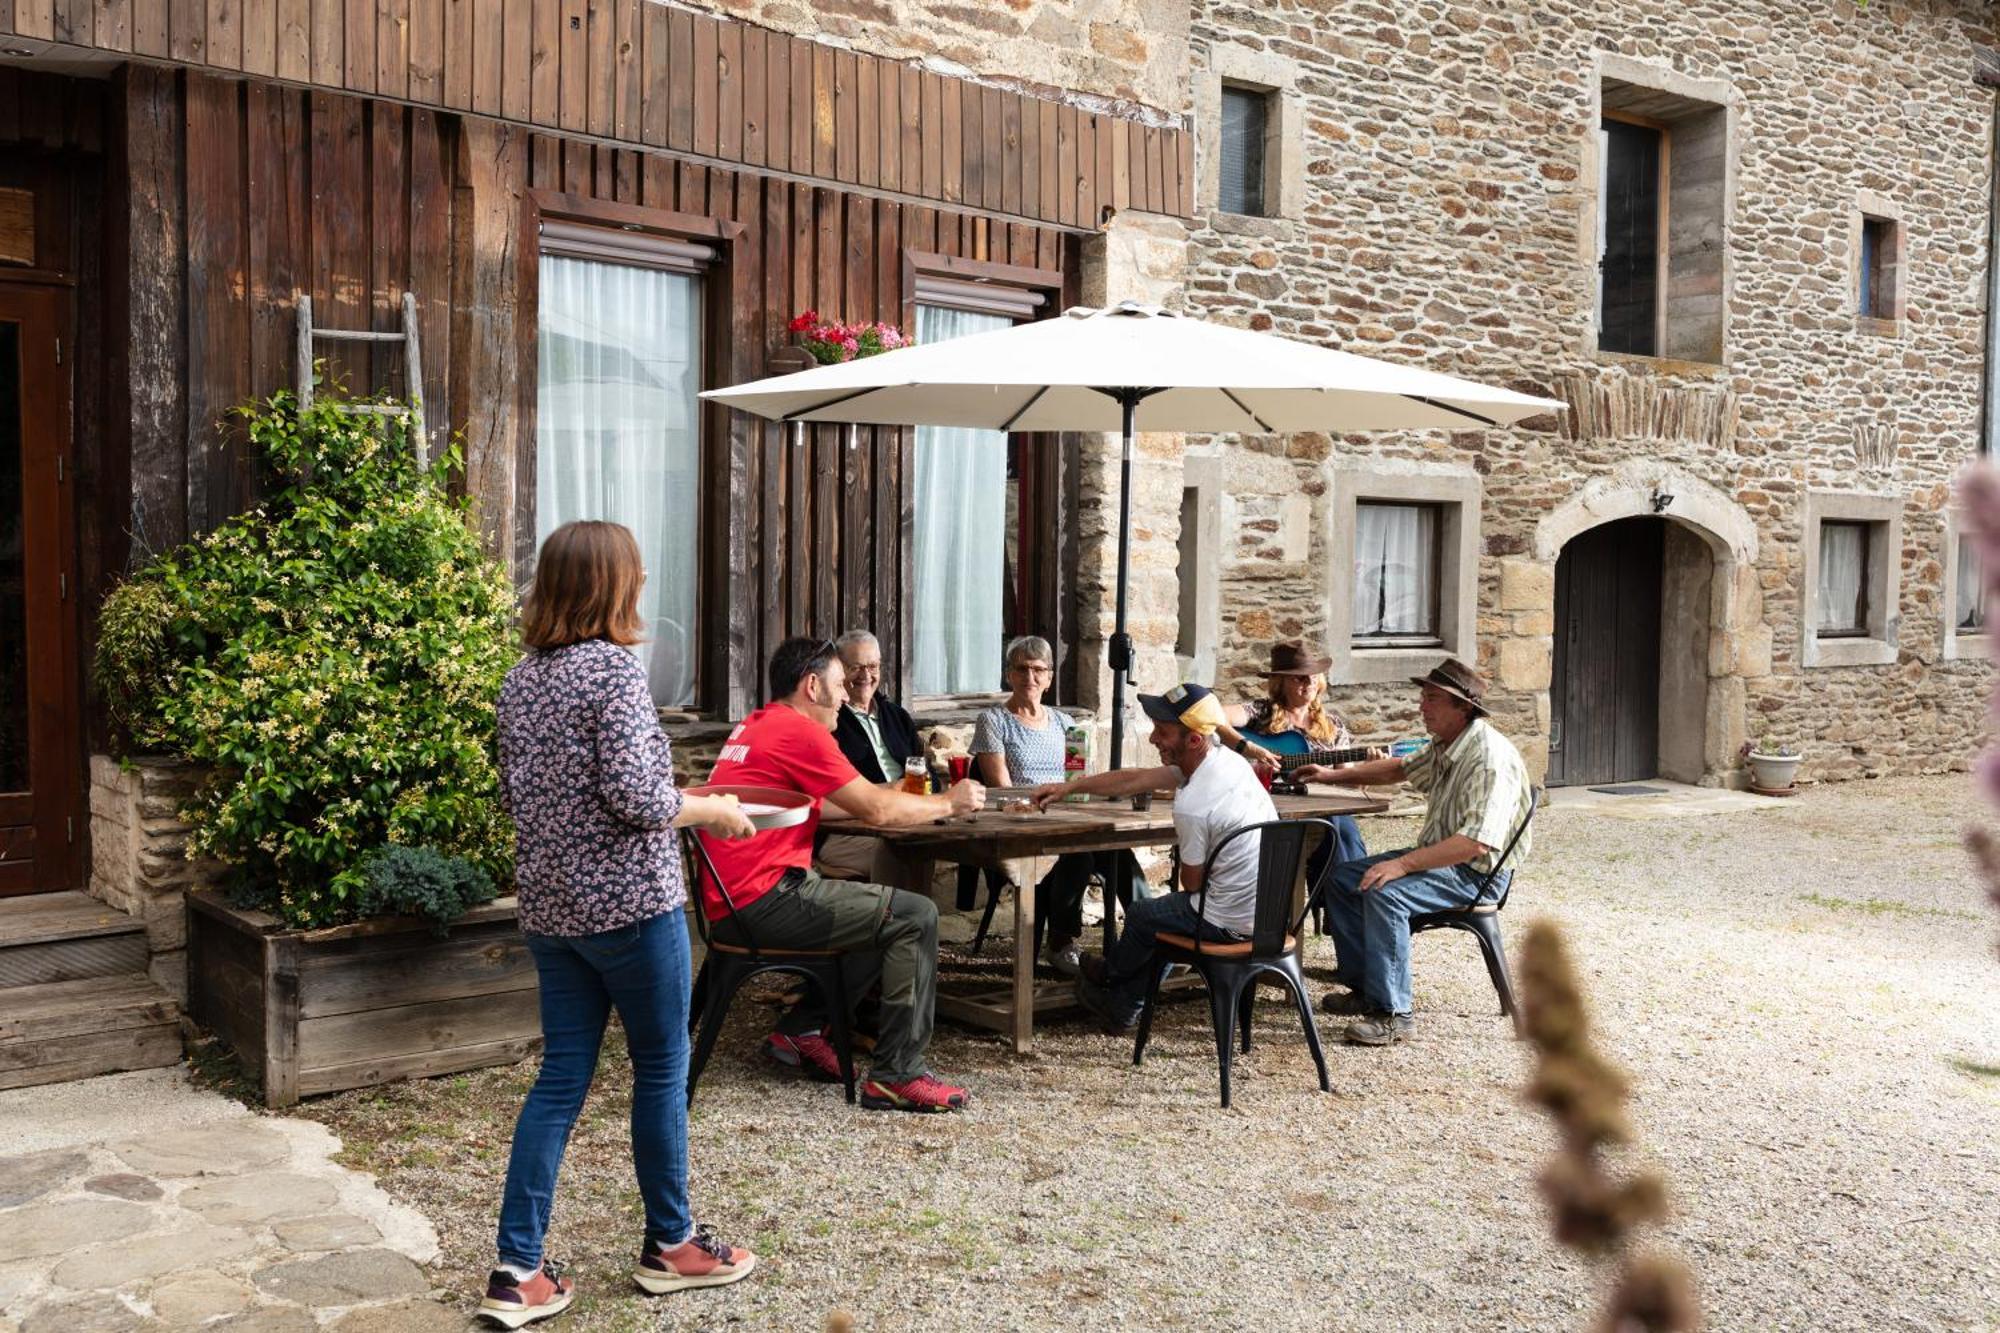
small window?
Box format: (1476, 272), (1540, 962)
(1598, 117), (1663, 357)
(1816, 520), (1872, 638)
(1176, 487), (1200, 658)
(1218, 86), (1269, 216)
(1352, 502), (1442, 645)
(1860, 215), (1898, 321)
(1958, 536), (1987, 632)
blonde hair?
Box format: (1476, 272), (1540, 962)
(520, 520), (647, 650)
(1260, 672), (1343, 744)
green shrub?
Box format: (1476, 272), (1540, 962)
(347, 843), (499, 934)
(95, 390), (517, 928)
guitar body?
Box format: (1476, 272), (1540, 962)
(1239, 728), (1373, 774)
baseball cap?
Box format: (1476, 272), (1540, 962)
(1138, 682), (1225, 735)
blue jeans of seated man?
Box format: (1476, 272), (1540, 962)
(497, 910), (692, 1271)
(1322, 848), (1510, 1017)
(1101, 890), (1243, 1026)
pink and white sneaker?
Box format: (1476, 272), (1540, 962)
(477, 1264), (574, 1328)
(632, 1225), (758, 1295)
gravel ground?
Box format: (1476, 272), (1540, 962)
(299, 775), (2000, 1331)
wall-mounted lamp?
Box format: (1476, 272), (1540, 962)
(1650, 490), (1675, 514)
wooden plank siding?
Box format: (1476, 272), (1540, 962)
(33, 3), (1185, 229)
(85, 30), (1108, 708)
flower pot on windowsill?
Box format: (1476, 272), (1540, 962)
(1746, 750), (1802, 794)
(766, 344), (815, 375)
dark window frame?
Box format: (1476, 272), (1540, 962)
(1351, 499), (1447, 649)
(519, 189), (751, 715)
(899, 250), (1069, 705)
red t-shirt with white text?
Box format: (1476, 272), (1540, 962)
(697, 703), (860, 918)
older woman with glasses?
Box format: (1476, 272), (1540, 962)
(971, 635), (1136, 977)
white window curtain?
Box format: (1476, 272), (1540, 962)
(1958, 537), (1986, 630)
(1817, 522), (1867, 635)
(911, 304), (1011, 694)
(1352, 502), (1438, 638)
(536, 254), (703, 705)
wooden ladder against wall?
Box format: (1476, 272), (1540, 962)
(294, 291), (430, 465)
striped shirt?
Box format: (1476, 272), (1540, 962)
(1401, 717), (1534, 876)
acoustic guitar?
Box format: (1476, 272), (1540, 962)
(1238, 727), (1382, 777)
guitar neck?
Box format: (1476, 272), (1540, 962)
(1275, 745), (1373, 773)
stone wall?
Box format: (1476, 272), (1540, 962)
(87, 756), (224, 1001)
(1175, 0), (1999, 784)
(678, 0), (1189, 119)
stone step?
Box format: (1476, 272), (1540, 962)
(0, 890), (151, 988)
(0, 973), (183, 1090)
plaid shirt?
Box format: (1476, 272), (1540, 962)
(1402, 717), (1534, 877)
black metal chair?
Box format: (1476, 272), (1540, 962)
(1132, 818), (1337, 1109)
(1405, 786), (1542, 1036)
(682, 838), (857, 1105)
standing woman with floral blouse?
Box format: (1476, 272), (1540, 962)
(480, 521), (757, 1329)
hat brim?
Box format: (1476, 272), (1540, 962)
(1410, 675), (1487, 714)
(1137, 694), (1181, 726)
(1267, 660), (1331, 677)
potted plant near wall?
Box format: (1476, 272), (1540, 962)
(1744, 737), (1804, 795)
(96, 389), (529, 1106)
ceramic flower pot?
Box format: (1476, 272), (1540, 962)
(1746, 751), (1802, 792)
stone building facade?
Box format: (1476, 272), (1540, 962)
(1158, 0), (2000, 785)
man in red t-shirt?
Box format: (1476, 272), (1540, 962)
(699, 637), (984, 1114)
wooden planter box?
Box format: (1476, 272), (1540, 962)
(186, 889), (541, 1107)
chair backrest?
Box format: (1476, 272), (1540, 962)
(1477, 785), (1543, 908)
(1194, 817), (1336, 956)
(681, 832), (757, 953)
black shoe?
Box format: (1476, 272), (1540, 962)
(1343, 1013), (1415, 1046)
(1319, 990), (1374, 1017)
(1080, 953), (1111, 987)
(1074, 974), (1136, 1036)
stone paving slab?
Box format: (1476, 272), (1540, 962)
(0, 1070), (454, 1332)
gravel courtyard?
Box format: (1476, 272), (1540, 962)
(302, 774), (2000, 1332)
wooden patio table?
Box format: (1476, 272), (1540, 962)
(835, 786), (1388, 1054)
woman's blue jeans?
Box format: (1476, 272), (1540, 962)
(496, 910), (692, 1270)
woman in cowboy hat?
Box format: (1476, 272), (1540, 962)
(1212, 640), (1372, 900)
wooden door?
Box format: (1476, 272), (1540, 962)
(0, 285), (79, 895)
(1548, 517), (1664, 788)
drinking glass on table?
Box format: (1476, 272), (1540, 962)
(947, 753), (971, 785)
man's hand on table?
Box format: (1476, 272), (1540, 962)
(1026, 782), (1070, 811)
(1291, 763), (1343, 785)
(946, 779), (987, 816)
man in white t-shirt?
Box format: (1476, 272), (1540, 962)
(1027, 682), (1278, 1034)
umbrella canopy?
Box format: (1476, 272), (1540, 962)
(703, 301), (1562, 432)
(702, 301), (1563, 767)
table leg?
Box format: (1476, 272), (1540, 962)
(1012, 863), (1036, 1055)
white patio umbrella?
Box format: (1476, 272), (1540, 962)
(703, 301), (1563, 766)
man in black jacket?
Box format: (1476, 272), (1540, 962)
(817, 630), (923, 886)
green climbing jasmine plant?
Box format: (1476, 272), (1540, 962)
(95, 391), (516, 928)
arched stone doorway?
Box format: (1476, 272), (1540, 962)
(1534, 468), (1759, 787)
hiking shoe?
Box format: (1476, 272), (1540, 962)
(1080, 953), (1111, 986)
(1075, 974), (1137, 1036)
(766, 1030), (843, 1082)
(1343, 1013), (1416, 1046)
(478, 1264), (574, 1328)
(1048, 940), (1083, 977)
(860, 1073), (970, 1113)
(1319, 990), (1374, 1017)
(633, 1225), (758, 1295)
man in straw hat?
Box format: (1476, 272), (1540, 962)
(1292, 658), (1534, 1047)
(1025, 682), (1277, 1035)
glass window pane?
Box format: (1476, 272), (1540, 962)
(536, 254), (703, 706)
(1219, 87), (1267, 216)
(1352, 502), (1438, 639)
(1599, 118), (1662, 356)
(0, 321), (24, 792)
(1817, 521), (1868, 635)
(1958, 536), (1986, 631)
(911, 304), (1012, 694)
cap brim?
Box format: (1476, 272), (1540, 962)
(1137, 694), (1180, 725)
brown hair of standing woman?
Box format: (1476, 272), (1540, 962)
(520, 520), (647, 649)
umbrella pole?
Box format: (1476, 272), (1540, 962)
(1108, 391), (1137, 771)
